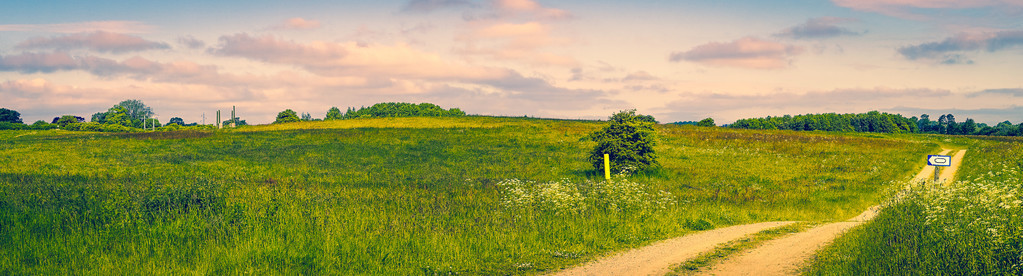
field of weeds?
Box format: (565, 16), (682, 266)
(0, 117), (933, 274)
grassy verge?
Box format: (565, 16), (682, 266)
(0, 117), (935, 274)
(805, 136), (1023, 275)
(668, 222), (814, 275)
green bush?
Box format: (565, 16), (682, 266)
(275, 109), (300, 124)
(30, 120), (57, 130)
(0, 122), (26, 130)
(588, 110), (658, 174)
(697, 118), (715, 127)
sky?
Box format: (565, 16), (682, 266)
(2, 0), (1022, 125)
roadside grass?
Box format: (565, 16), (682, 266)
(0, 117), (935, 274)
(806, 136), (1023, 275)
(667, 222), (815, 275)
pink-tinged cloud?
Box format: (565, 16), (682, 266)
(177, 35), (205, 49)
(670, 37), (804, 69)
(15, 31), (169, 53)
(0, 52), (78, 73)
(899, 30), (1023, 64)
(0, 51), (276, 88)
(211, 33), (516, 80)
(456, 21), (578, 67)
(281, 17), (322, 30)
(774, 17), (861, 39)
(832, 0), (1023, 18)
(211, 33), (347, 66)
(621, 71), (659, 82)
(493, 0), (571, 20)
(0, 21), (154, 34)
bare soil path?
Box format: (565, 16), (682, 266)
(548, 149), (966, 276)
(552, 221), (796, 276)
(698, 149), (966, 276)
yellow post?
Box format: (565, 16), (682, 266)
(604, 154), (610, 180)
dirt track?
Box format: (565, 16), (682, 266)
(549, 149), (966, 276)
(552, 221), (796, 276)
(698, 149), (966, 275)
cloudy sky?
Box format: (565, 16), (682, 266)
(2, 0), (1022, 125)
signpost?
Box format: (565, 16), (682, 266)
(604, 154), (610, 180)
(928, 155), (952, 182)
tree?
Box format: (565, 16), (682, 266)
(636, 114), (658, 124)
(222, 117), (247, 126)
(91, 112), (107, 123)
(275, 109), (300, 124)
(55, 115), (80, 127)
(104, 105), (133, 127)
(167, 117), (185, 126)
(325, 107), (343, 120)
(30, 120), (56, 130)
(0, 108), (23, 124)
(959, 118), (977, 135)
(697, 118), (715, 127)
(117, 99), (153, 124)
(588, 110), (658, 174)
(301, 112), (313, 121)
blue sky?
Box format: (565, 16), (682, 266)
(2, 0), (1022, 124)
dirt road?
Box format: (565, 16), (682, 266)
(549, 149), (966, 276)
(698, 149), (966, 276)
(552, 222), (796, 276)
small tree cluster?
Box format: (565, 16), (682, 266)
(588, 110), (659, 174)
(274, 109), (300, 124)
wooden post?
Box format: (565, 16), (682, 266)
(934, 166), (941, 182)
(216, 110), (221, 129)
(604, 154), (610, 180)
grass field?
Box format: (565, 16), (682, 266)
(0, 117), (935, 274)
(806, 136), (1023, 275)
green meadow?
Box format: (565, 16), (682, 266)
(1, 116), (935, 274)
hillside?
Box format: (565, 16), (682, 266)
(0, 116), (935, 274)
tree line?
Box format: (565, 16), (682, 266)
(0, 100), (221, 132)
(275, 102), (465, 124)
(728, 111), (1023, 136)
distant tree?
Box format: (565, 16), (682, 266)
(340, 102), (466, 119)
(167, 117), (185, 126)
(976, 125), (997, 136)
(588, 109), (658, 174)
(697, 118), (715, 127)
(325, 107), (343, 120)
(222, 117), (247, 126)
(635, 114), (658, 124)
(301, 112), (313, 121)
(959, 119), (977, 135)
(30, 120), (56, 130)
(55, 115), (80, 127)
(275, 109), (300, 124)
(104, 105), (133, 127)
(91, 112), (107, 123)
(141, 118), (162, 129)
(0, 108), (23, 124)
(117, 99), (153, 124)
(669, 121), (700, 126)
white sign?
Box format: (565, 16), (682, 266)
(928, 155), (951, 167)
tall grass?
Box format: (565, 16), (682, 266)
(0, 117), (933, 274)
(806, 137), (1023, 275)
